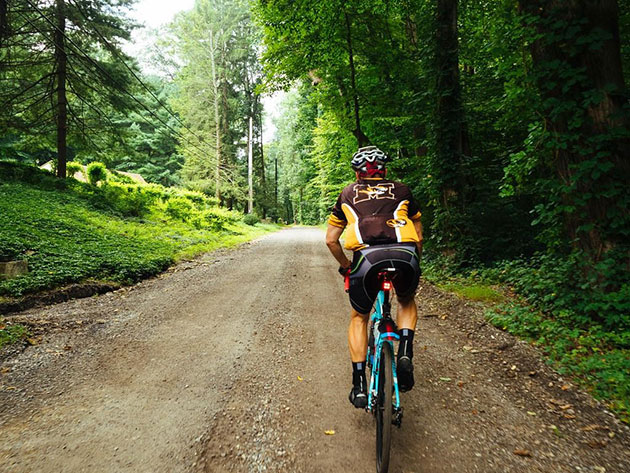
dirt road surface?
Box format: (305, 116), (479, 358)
(1, 227), (629, 473)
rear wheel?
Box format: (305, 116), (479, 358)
(376, 343), (393, 473)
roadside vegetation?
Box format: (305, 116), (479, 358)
(424, 261), (630, 424)
(0, 162), (278, 300)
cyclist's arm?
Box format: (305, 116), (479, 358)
(326, 224), (352, 269)
(414, 219), (423, 258)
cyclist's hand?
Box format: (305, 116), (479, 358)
(338, 265), (351, 277)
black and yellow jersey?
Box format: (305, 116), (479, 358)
(328, 178), (422, 251)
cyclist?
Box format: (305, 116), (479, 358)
(325, 146), (423, 408)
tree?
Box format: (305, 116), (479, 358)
(0, 0), (137, 175)
(517, 0), (630, 264)
(169, 0), (264, 208)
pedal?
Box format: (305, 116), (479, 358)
(393, 407), (403, 428)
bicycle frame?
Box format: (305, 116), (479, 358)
(366, 272), (402, 418)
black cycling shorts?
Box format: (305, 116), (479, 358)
(348, 243), (421, 314)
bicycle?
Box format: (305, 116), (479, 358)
(345, 267), (403, 473)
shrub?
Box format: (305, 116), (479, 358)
(192, 207), (240, 231)
(101, 182), (152, 217)
(87, 162), (107, 185)
(108, 171), (135, 184)
(66, 161), (84, 179)
(166, 196), (196, 221)
(243, 213), (260, 226)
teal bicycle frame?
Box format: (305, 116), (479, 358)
(366, 270), (403, 424)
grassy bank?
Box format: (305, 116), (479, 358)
(424, 262), (629, 424)
(0, 162), (279, 300)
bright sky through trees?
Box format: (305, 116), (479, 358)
(130, 0), (196, 28)
(125, 0), (280, 142)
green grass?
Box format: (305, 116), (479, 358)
(441, 282), (504, 302)
(0, 322), (28, 348)
(0, 162), (280, 299)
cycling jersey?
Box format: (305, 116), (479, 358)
(328, 178), (422, 251)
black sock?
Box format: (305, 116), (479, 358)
(352, 361), (366, 386)
(398, 329), (414, 359)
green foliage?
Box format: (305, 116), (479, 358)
(442, 282), (504, 303)
(165, 196), (196, 221)
(0, 322), (29, 349)
(194, 208), (241, 231)
(0, 0), (138, 166)
(487, 303), (630, 424)
(0, 162), (278, 298)
(243, 213), (260, 226)
(66, 162), (84, 179)
(87, 162), (108, 186)
(101, 182), (156, 217)
(169, 0), (264, 212)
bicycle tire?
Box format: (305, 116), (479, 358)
(376, 342), (393, 473)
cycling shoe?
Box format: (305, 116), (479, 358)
(397, 356), (415, 392)
(349, 380), (368, 408)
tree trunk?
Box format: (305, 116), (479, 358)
(433, 0), (471, 246)
(55, 0), (67, 179)
(344, 12), (369, 147)
(518, 0), (630, 259)
(248, 116), (253, 214)
(0, 0), (7, 49)
(208, 30), (222, 201)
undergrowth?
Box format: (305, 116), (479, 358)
(0, 162), (279, 299)
(0, 321), (28, 348)
(423, 256), (630, 424)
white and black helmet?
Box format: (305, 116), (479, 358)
(350, 146), (389, 172)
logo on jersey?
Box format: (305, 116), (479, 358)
(353, 183), (395, 204)
(386, 219), (407, 228)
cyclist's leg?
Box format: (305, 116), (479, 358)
(348, 308), (370, 361)
(348, 309), (369, 407)
(395, 294), (417, 392)
(390, 249), (421, 392)
(396, 294), (417, 331)
(347, 251), (378, 408)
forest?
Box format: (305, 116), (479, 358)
(1, 1), (629, 420)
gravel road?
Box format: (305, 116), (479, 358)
(1, 227), (629, 473)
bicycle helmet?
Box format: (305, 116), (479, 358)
(351, 146), (389, 175)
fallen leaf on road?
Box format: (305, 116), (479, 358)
(439, 377), (452, 382)
(324, 430), (335, 435)
(527, 411), (537, 416)
(560, 404), (572, 410)
(580, 424), (607, 432)
(297, 376), (303, 381)
(586, 439), (607, 449)
(561, 384), (571, 391)
(27, 336), (42, 346)
(513, 449), (531, 457)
